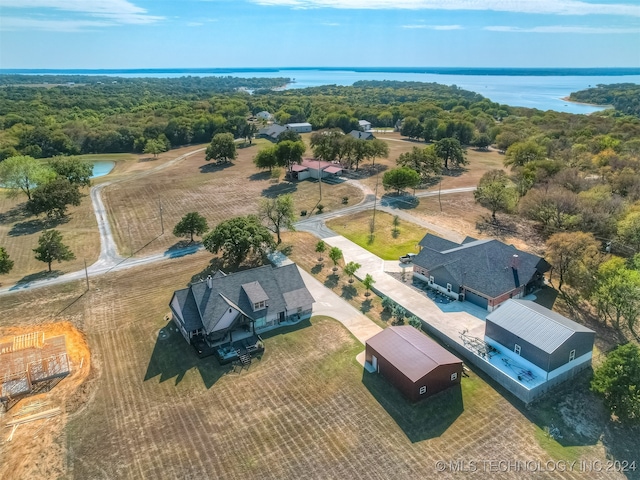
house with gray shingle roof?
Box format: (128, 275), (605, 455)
(413, 233), (550, 311)
(348, 130), (375, 140)
(258, 124), (287, 142)
(485, 299), (595, 378)
(169, 264), (314, 361)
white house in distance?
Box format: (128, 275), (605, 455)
(359, 119), (372, 131)
(289, 158), (344, 180)
(285, 122), (312, 133)
(256, 111), (273, 121)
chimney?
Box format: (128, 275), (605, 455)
(511, 255), (520, 288)
(206, 275), (213, 289)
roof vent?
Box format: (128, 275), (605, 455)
(206, 275), (213, 289)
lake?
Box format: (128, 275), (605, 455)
(90, 160), (115, 179)
(5, 67), (640, 113)
(47, 68), (640, 114)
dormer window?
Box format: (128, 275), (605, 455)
(254, 300), (266, 310)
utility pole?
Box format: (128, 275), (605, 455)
(318, 158), (322, 201)
(438, 177), (442, 212)
(371, 167), (379, 242)
(84, 259), (89, 291)
(159, 199), (164, 235)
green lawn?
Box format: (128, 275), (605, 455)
(327, 210), (430, 260)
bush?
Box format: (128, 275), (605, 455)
(300, 210), (307, 216)
(316, 204), (325, 214)
(381, 296), (396, 312)
(342, 196), (349, 204)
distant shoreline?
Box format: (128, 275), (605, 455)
(2, 67), (640, 77)
(560, 96), (613, 108)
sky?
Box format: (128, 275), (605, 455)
(0, 0), (639, 69)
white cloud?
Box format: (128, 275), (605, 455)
(0, 0), (163, 25)
(0, 16), (114, 31)
(402, 24), (463, 30)
(485, 25), (640, 33)
(250, 0), (640, 17)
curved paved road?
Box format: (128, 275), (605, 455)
(0, 153), (474, 297)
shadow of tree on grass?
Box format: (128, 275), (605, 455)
(324, 274), (339, 289)
(9, 269), (64, 291)
(9, 216), (70, 237)
(0, 203), (27, 225)
(199, 162), (234, 174)
(261, 182), (297, 198)
(341, 284), (358, 300)
(361, 298), (372, 314)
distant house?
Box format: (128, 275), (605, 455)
(289, 158), (344, 180)
(169, 264), (314, 363)
(358, 119), (372, 131)
(348, 130), (375, 140)
(413, 234), (550, 311)
(256, 111), (273, 121)
(485, 299), (595, 379)
(258, 124), (287, 142)
(365, 326), (463, 402)
(285, 122), (312, 133)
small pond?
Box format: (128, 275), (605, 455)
(90, 160), (115, 178)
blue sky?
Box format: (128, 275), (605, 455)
(1, 0), (639, 69)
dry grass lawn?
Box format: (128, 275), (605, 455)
(326, 210), (432, 260)
(103, 141), (363, 256)
(0, 251), (630, 479)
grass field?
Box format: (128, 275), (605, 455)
(0, 249), (636, 479)
(103, 141), (363, 256)
(1, 253), (632, 479)
(326, 210), (431, 260)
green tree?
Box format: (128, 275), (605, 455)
(362, 273), (375, 296)
(205, 133), (237, 164)
(434, 138), (466, 170)
(26, 178), (82, 219)
(474, 170), (517, 221)
(274, 140), (305, 171)
(241, 122), (257, 144)
(392, 305), (407, 325)
(277, 129), (301, 143)
(143, 139), (167, 158)
(202, 215), (275, 265)
(591, 343), (640, 423)
(0, 246), (13, 275)
(505, 141), (546, 167)
(253, 146), (278, 172)
(343, 261), (361, 283)
(591, 257), (640, 334)
(310, 129), (343, 161)
(396, 146), (442, 182)
(173, 212), (209, 243)
(381, 296), (395, 312)
(315, 240), (326, 262)
(259, 194), (296, 244)
(364, 139), (390, 168)
(382, 167), (421, 194)
(49, 156), (93, 187)
(328, 246), (343, 271)
(545, 232), (601, 293)
(400, 116), (421, 139)
(618, 211), (640, 252)
(473, 133), (492, 151)
(0, 155), (55, 200)
(33, 230), (75, 272)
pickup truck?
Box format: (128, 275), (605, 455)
(399, 253), (417, 264)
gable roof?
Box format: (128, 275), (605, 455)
(486, 300), (595, 354)
(285, 122), (312, 128)
(170, 264), (314, 334)
(259, 124), (286, 139)
(301, 158), (336, 170)
(414, 234), (550, 298)
(359, 119), (371, 126)
(366, 326), (461, 382)
(348, 130), (375, 140)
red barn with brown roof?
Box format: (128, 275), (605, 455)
(365, 326), (462, 402)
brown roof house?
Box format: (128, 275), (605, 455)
(365, 326), (462, 402)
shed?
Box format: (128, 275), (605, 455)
(365, 326), (462, 402)
(359, 119), (372, 131)
(485, 299), (595, 375)
(285, 122), (312, 133)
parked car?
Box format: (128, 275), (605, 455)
(399, 253), (416, 263)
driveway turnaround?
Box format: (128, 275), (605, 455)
(322, 235), (487, 346)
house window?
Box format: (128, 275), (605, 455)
(514, 344), (521, 355)
(429, 276), (434, 284)
(254, 301), (266, 310)
(569, 349), (576, 361)
(447, 283), (452, 293)
(419, 386), (427, 395)
(451, 372), (458, 381)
